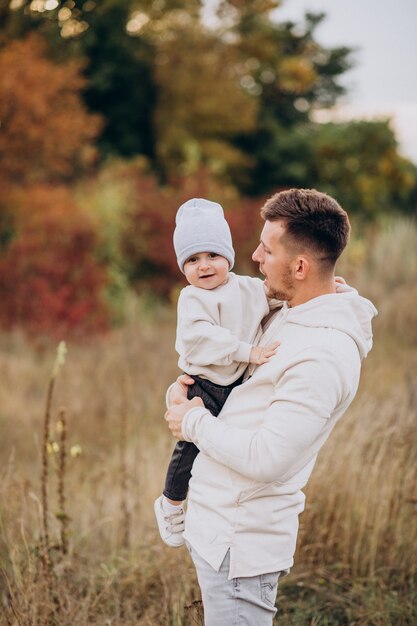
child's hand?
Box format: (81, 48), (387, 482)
(335, 276), (348, 293)
(249, 341), (280, 365)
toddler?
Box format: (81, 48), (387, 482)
(154, 198), (279, 547)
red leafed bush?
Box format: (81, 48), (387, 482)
(0, 185), (109, 337)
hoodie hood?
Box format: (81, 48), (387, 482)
(285, 283), (378, 360)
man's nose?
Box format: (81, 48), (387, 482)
(252, 244), (262, 262)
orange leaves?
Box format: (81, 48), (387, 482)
(0, 33), (102, 183)
(0, 33), (107, 337)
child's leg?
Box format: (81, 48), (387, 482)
(162, 375), (242, 503)
(163, 378), (209, 503)
(155, 375), (244, 546)
(163, 440), (200, 503)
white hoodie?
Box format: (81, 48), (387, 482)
(180, 284), (377, 579)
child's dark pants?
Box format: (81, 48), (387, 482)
(163, 374), (244, 502)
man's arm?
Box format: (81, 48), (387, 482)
(166, 352), (345, 484)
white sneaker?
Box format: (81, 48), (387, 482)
(154, 496), (185, 548)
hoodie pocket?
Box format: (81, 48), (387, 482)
(236, 480), (286, 505)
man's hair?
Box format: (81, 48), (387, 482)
(261, 188), (350, 271)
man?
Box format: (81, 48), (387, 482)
(164, 188), (377, 625)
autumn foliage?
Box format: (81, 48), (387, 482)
(0, 186), (108, 337)
(0, 34), (102, 183)
(0, 5), (415, 337)
(0, 34), (107, 336)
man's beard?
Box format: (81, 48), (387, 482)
(265, 266), (295, 302)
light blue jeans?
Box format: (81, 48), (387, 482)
(187, 542), (284, 625)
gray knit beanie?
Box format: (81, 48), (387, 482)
(173, 198), (235, 273)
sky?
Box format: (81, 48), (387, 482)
(274, 0), (417, 162)
(205, 0), (417, 163)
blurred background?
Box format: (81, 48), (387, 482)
(0, 0), (416, 335)
(0, 2), (416, 624)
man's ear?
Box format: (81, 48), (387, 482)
(294, 256), (310, 281)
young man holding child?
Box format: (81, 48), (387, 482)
(162, 189), (377, 625)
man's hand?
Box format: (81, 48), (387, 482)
(249, 341), (280, 365)
(168, 374), (195, 406)
(165, 396), (204, 439)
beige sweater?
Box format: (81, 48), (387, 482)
(178, 284), (377, 579)
(176, 272), (270, 385)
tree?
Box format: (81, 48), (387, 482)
(1, 0), (196, 160)
(77, 0), (157, 158)
(3, 0), (415, 224)
(0, 32), (108, 335)
(1, 0), (351, 189)
(218, 5), (353, 193)
(308, 120), (417, 220)
(0, 33), (102, 184)
(152, 23), (257, 180)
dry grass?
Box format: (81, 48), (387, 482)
(0, 220), (416, 625)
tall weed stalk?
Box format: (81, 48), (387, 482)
(40, 341), (67, 573)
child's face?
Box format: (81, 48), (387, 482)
(184, 252), (229, 290)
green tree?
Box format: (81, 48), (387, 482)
(308, 120), (417, 219)
(152, 22), (257, 180)
(80, 0), (156, 158)
(218, 4), (353, 193)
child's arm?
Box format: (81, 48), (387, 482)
(249, 342), (280, 365)
(180, 314), (253, 366)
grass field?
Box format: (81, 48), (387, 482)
(0, 219), (416, 625)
